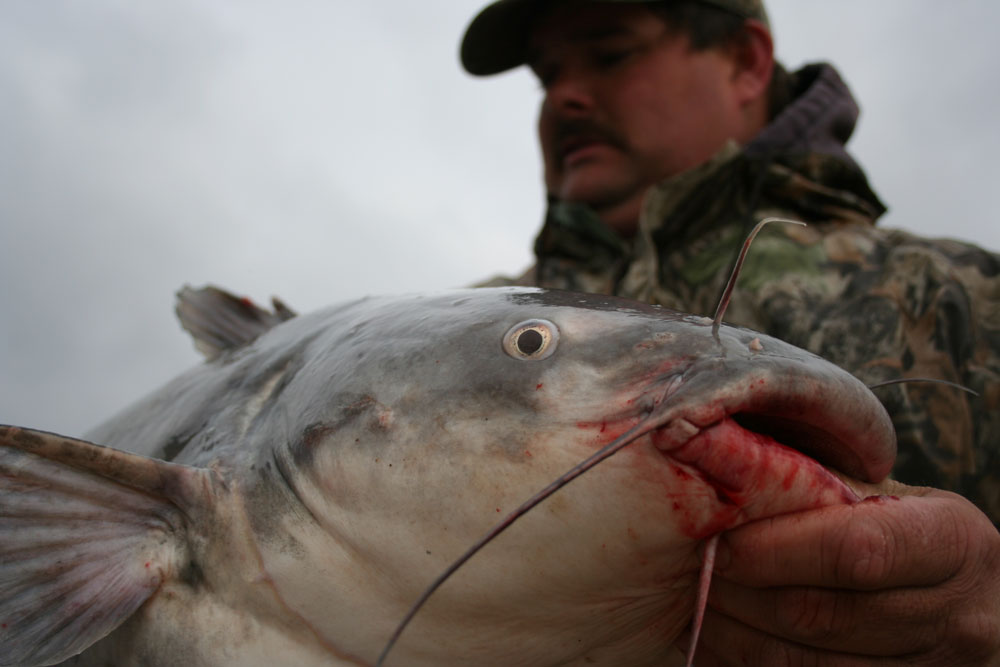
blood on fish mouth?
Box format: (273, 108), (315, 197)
(647, 416), (860, 539)
(376, 381), (876, 666)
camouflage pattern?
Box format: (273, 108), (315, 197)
(482, 72), (1000, 526)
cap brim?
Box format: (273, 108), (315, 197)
(460, 0), (767, 76)
(461, 0), (544, 76)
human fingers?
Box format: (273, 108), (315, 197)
(704, 491), (1000, 664)
(704, 576), (939, 656)
(712, 493), (969, 590)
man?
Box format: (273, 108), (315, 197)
(461, 0), (1000, 664)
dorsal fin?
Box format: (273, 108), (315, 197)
(175, 285), (297, 359)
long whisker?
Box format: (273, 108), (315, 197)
(712, 217), (806, 336)
(867, 377), (979, 396)
(375, 378), (683, 666)
(685, 532), (720, 667)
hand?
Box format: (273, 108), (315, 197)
(677, 483), (1000, 666)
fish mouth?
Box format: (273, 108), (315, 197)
(571, 353), (896, 516)
(649, 414), (859, 491)
(638, 359), (898, 486)
(634, 412), (865, 540)
(731, 412), (862, 471)
(659, 412), (869, 470)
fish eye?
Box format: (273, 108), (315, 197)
(503, 319), (558, 360)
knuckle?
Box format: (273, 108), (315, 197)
(927, 506), (1000, 662)
(939, 600), (1000, 662)
(832, 515), (896, 587)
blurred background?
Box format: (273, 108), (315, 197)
(2, 0), (998, 435)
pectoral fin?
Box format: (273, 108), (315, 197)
(0, 426), (211, 666)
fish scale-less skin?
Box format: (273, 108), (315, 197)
(3, 288), (894, 665)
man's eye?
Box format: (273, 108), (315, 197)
(593, 49), (632, 68)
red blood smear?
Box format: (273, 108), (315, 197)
(671, 464), (693, 481)
(862, 494), (901, 504)
(659, 418), (857, 539)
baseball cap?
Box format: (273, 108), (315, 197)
(461, 0), (769, 76)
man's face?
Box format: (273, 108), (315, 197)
(530, 4), (750, 234)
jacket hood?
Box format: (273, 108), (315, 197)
(748, 63), (861, 169)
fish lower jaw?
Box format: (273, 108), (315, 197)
(647, 416), (858, 538)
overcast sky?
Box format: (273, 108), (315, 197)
(2, 1), (999, 437)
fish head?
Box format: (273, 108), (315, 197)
(234, 287), (895, 664)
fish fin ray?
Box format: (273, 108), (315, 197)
(175, 284), (296, 359)
(0, 426), (198, 666)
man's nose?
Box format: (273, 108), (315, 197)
(542, 71), (594, 115)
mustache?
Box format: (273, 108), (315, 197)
(551, 118), (628, 156)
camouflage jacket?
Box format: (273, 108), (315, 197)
(484, 64), (1000, 524)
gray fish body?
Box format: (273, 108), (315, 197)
(1, 287), (895, 666)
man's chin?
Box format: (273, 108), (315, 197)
(553, 175), (638, 211)
(550, 184), (643, 235)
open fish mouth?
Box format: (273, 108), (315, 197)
(638, 350), (897, 485)
(646, 415), (863, 538)
(560, 335), (896, 515)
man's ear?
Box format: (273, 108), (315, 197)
(730, 19), (774, 108)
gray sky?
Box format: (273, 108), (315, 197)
(2, 1), (999, 437)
